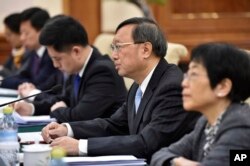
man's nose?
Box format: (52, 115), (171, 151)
(111, 52), (118, 61)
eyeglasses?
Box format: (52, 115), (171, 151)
(183, 72), (207, 81)
(110, 42), (143, 52)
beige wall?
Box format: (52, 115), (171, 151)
(0, 0), (63, 33)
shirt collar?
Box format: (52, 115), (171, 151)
(139, 65), (157, 97)
(77, 47), (93, 77)
(11, 46), (25, 57)
(36, 46), (46, 58)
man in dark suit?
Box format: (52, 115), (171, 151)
(14, 15), (127, 122)
(41, 17), (200, 162)
(0, 13), (30, 78)
(1, 7), (61, 90)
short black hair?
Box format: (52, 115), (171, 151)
(4, 13), (21, 34)
(21, 7), (50, 31)
(191, 42), (250, 102)
(116, 17), (167, 58)
(39, 15), (89, 52)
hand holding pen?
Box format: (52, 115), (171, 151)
(41, 122), (68, 143)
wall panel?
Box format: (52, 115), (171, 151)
(151, 0), (250, 63)
(63, 0), (101, 44)
(1, 0), (249, 64)
(0, 35), (11, 64)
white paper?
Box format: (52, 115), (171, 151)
(64, 155), (137, 162)
(0, 87), (18, 97)
(13, 111), (56, 124)
(64, 155), (146, 166)
(66, 163), (146, 166)
(21, 115), (56, 123)
(0, 96), (17, 108)
(18, 132), (43, 143)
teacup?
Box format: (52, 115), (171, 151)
(22, 144), (51, 166)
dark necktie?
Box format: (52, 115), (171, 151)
(134, 87), (142, 113)
(32, 53), (41, 75)
(74, 74), (81, 100)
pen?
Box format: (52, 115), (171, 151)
(48, 138), (54, 144)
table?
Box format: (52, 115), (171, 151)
(18, 124), (45, 133)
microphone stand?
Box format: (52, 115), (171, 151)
(0, 85), (62, 107)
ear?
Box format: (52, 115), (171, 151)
(141, 42), (152, 59)
(215, 78), (232, 97)
(71, 46), (81, 58)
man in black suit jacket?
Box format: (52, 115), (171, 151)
(14, 15), (127, 122)
(41, 17), (200, 162)
(1, 7), (61, 90)
(0, 13), (30, 78)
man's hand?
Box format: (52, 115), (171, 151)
(41, 122), (68, 143)
(50, 136), (79, 155)
(14, 101), (33, 116)
(172, 157), (201, 166)
(18, 82), (37, 97)
(50, 101), (67, 112)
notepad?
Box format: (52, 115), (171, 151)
(0, 87), (18, 97)
(64, 155), (146, 166)
(18, 132), (43, 143)
(13, 111), (56, 126)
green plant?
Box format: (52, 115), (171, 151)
(146, 0), (167, 5)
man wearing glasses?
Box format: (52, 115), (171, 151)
(42, 17), (200, 162)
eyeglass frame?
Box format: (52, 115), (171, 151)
(183, 72), (208, 81)
(110, 42), (145, 52)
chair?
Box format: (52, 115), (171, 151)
(93, 33), (114, 56)
(166, 43), (188, 65)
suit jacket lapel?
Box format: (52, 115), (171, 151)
(128, 84), (138, 132)
(132, 88), (153, 134)
(132, 58), (169, 134)
(75, 75), (85, 102)
(76, 48), (101, 101)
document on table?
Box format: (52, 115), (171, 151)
(64, 155), (146, 166)
(13, 111), (56, 126)
(18, 132), (43, 143)
(0, 96), (17, 109)
(0, 87), (18, 97)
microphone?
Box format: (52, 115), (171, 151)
(0, 85), (62, 107)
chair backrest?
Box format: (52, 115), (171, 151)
(166, 42), (188, 65)
(93, 33), (114, 55)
